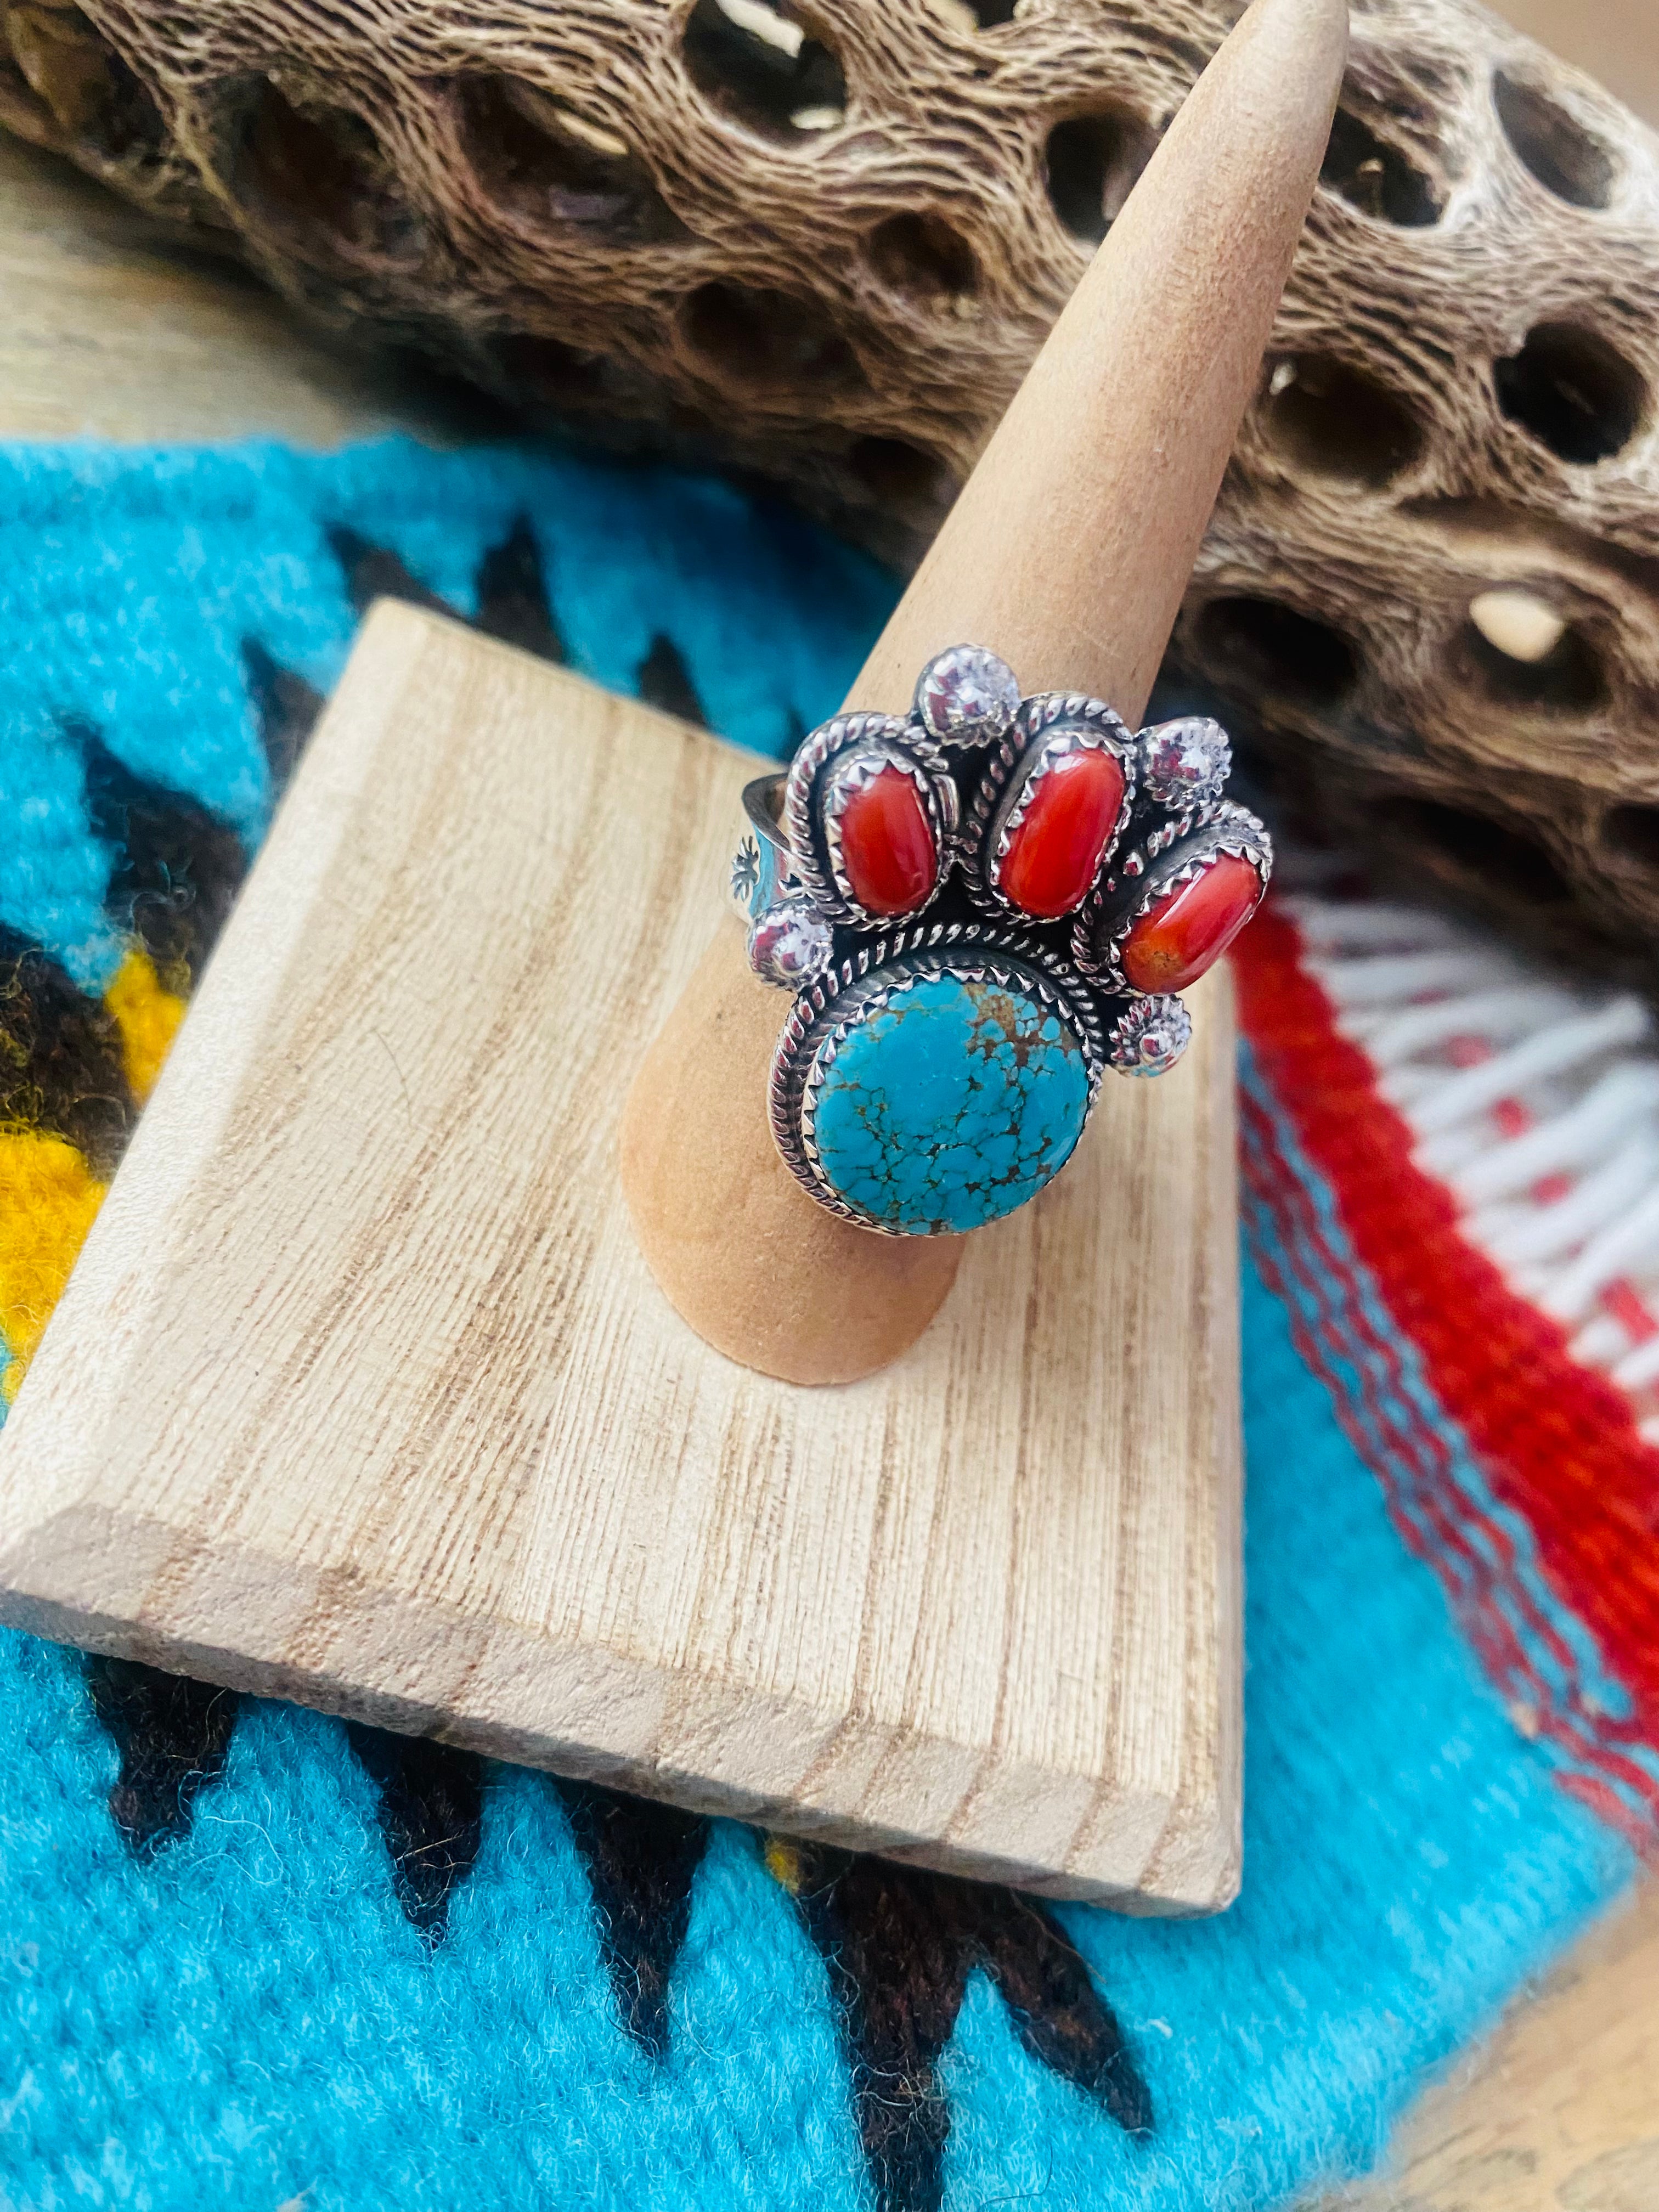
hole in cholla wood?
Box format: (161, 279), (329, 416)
(1468, 587), (1567, 668)
(1044, 108), (1156, 244)
(681, 278), (865, 393)
(1194, 596), (1360, 713)
(1321, 103), (1443, 225)
(940, 0), (1021, 27)
(846, 434), (955, 526)
(1261, 354), (1425, 488)
(1494, 69), (1617, 211)
(1381, 794), (1576, 908)
(1495, 322), (1647, 465)
(221, 72), (424, 268)
(490, 330), (615, 411)
(868, 211), (978, 308)
(1604, 804), (1659, 878)
(455, 75), (686, 242)
(4, 1), (162, 163)
(681, 0), (845, 140)
(1456, 609), (1607, 714)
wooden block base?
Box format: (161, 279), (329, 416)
(0, 605), (1242, 1910)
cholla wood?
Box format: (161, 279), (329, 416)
(0, 603), (1244, 1912)
(5, 0), (1659, 968)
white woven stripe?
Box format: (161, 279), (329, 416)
(1282, 879), (1659, 1446)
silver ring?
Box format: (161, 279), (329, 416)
(730, 646), (1271, 1237)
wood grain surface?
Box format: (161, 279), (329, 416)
(0, 604), (1244, 1911)
(0, 130), (492, 447)
(1317, 1881), (1659, 2210)
(0, 9), (1653, 2184)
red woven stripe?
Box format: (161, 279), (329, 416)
(1233, 906), (1659, 1751)
(1242, 1081), (1570, 1709)
(1240, 1074), (1659, 1841)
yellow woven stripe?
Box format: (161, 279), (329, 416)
(103, 944), (187, 1107)
(0, 1128), (106, 1404)
(763, 1836), (806, 1894)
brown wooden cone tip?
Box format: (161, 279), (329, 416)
(620, 0), (1348, 1386)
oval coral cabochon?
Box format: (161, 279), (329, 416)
(998, 745), (1126, 919)
(804, 969), (1091, 1233)
(1121, 852), (1263, 994)
(835, 763), (937, 917)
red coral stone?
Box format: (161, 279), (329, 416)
(837, 765), (937, 916)
(999, 746), (1127, 919)
(1121, 853), (1263, 992)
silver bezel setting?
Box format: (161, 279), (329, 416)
(822, 746), (954, 922)
(961, 693), (1135, 921)
(782, 712), (956, 929)
(769, 924), (1106, 1235)
(1074, 801), (1274, 990)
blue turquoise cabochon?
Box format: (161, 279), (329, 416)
(804, 967), (1094, 1234)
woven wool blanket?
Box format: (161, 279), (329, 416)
(0, 438), (1651, 2212)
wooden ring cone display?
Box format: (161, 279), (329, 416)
(620, 0), (1350, 1386)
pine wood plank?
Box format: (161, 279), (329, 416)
(0, 134), (445, 446)
(0, 601), (1243, 1910)
(1316, 1881), (1659, 2209)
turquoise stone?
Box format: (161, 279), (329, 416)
(807, 971), (1091, 1234)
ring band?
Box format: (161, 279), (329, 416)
(730, 646), (1271, 1237)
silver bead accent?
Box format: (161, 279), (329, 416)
(913, 644), (1022, 747)
(1107, 994), (1193, 1076)
(748, 903), (834, 989)
(1140, 717), (1231, 810)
